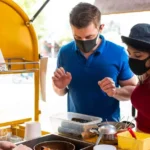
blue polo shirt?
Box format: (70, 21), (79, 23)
(57, 35), (134, 122)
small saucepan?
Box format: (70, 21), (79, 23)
(90, 121), (135, 144)
(34, 141), (75, 150)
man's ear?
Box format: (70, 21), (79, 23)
(99, 24), (105, 33)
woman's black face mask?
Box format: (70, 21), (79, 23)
(129, 56), (150, 75)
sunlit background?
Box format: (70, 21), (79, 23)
(1, 0), (150, 131)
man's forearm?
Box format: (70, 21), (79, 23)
(52, 83), (68, 96)
(113, 86), (136, 101)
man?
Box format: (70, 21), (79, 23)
(0, 141), (31, 150)
(52, 2), (137, 121)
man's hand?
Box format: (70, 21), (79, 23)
(0, 141), (15, 150)
(52, 67), (72, 89)
(12, 144), (32, 150)
(98, 77), (116, 97)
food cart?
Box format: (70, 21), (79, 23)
(0, 0), (49, 138)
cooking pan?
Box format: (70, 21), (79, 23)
(34, 141), (75, 150)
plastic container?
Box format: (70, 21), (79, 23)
(24, 122), (41, 141)
(117, 131), (150, 150)
(50, 112), (102, 139)
(0, 128), (8, 141)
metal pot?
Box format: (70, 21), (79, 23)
(90, 121), (135, 144)
(90, 124), (117, 143)
(34, 141), (75, 150)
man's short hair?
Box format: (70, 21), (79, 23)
(69, 2), (101, 28)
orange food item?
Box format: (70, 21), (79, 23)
(41, 146), (51, 150)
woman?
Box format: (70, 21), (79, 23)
(99, 23), (150, 133)
(121, 23), (150, 133)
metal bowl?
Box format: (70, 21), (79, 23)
(34, 141), (75, 150)
(99, 121), (135, 131)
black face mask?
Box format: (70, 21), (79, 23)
(129, 56), (150, 75)
(75, 35), (98, 53)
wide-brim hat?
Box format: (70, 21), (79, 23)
(121, 23), (150, 51)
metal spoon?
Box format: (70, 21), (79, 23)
(125, 119), (135, 129)
(90, 128), (104, 145)
(115, 116), (125, 128)
(124, 116), (129, 129)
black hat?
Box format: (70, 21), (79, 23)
(121, 23), (150, 51)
